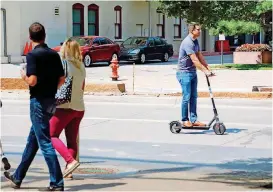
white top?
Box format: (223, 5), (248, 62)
(57, 59), (86, 111)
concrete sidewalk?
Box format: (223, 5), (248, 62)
(83, 65), (272, 93)
(1, 160), (270, 191)
(1, 63), (272, 94)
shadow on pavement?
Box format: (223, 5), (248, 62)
(2, 182), (126, 191)
(86, 63), (109, 67)
(66, 182), (126, 191)
(201, 158), (272, 189)
(74, 157), (272, 189)
(1, 157), (271, 190)
(216, 157), (272, 172)
(1, 175), (48, 189)
(181, 128), (247, 135)
(103, 158), (271, 189)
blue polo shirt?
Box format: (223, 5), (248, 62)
(177, 35), (200, 72)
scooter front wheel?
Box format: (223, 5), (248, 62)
(170, 121), (182, 134)
(213, 122), (226, 135)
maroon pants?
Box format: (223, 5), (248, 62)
(50, 108), (84, 164)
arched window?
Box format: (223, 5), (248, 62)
(88, 4), (99, 36)
(72, 3), (84, 36)
(156, 9), (165, 38)
(114, 6), (122, 39)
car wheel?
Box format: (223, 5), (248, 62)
(108, 53), (118, 64)
(139, 53), (146, 64)
(161, 52), (169, 62)
(84, 54), (92, 67)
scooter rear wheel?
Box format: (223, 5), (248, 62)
(170, 121), (182, 134)
(213, 123), (226, 135)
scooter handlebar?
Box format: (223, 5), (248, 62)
(205, 71), (216, 77)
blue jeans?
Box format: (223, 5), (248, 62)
(176, 71), (198, 122)
(13, 98), (63, 188)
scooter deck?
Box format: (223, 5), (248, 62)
(182, 126), (210, 130)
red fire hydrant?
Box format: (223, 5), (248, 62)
(110, 57), (119, 81)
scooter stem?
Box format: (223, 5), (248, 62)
(205, 75), (218, 117)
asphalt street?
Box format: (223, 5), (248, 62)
(0, 95), (272, 190)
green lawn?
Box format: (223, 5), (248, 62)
(210, 64), (272, 70)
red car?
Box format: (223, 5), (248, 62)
(52, 36), (120, 67)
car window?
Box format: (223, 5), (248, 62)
(99, 38), (108, 45)
(71, 37), (90, 46)
(123, 37), (147, 46)
(148, 38), (155, 47)
(160, 39), (167, 45)
(134, 38), (147, 46)
(154, 37), (162, 46)
(123, 37), (133, 45)
(106, 38), (113, 44)
(92, 38), (100, 46)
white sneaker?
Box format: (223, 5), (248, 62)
(63, 173), (73, 180)
(63, 160), (80, 178)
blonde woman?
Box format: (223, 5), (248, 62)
(50, 39), (86, 178)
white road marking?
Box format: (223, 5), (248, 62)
(1, 114), (271, 128)
(88, 148), (114, 152)
(0, 100), (271, 110)
(1, 144), (26, 148)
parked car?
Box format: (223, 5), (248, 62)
(52, 36), (120, 67)
(119, 36), (174, 64)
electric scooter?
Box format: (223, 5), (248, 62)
(0, 100), (11, 170)
(169, 73), (226, 135)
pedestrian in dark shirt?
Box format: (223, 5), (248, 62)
(4, 22), (65, 191)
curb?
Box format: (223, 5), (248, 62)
(172, 52), (233, 58)
(252, 86), (273, 93)
(1, 78), (271, 99)
(0, 78), (126, 93)
(1, 90), (271, 99)
(163, 92), (272, 99)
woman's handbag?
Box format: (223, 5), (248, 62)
(55, 60), (73, 106)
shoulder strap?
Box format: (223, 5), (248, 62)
(61, 60), (68, 77)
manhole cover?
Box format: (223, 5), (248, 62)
(73, 167), (118, 174)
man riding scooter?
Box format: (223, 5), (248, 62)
(176, 23), (215, 128)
